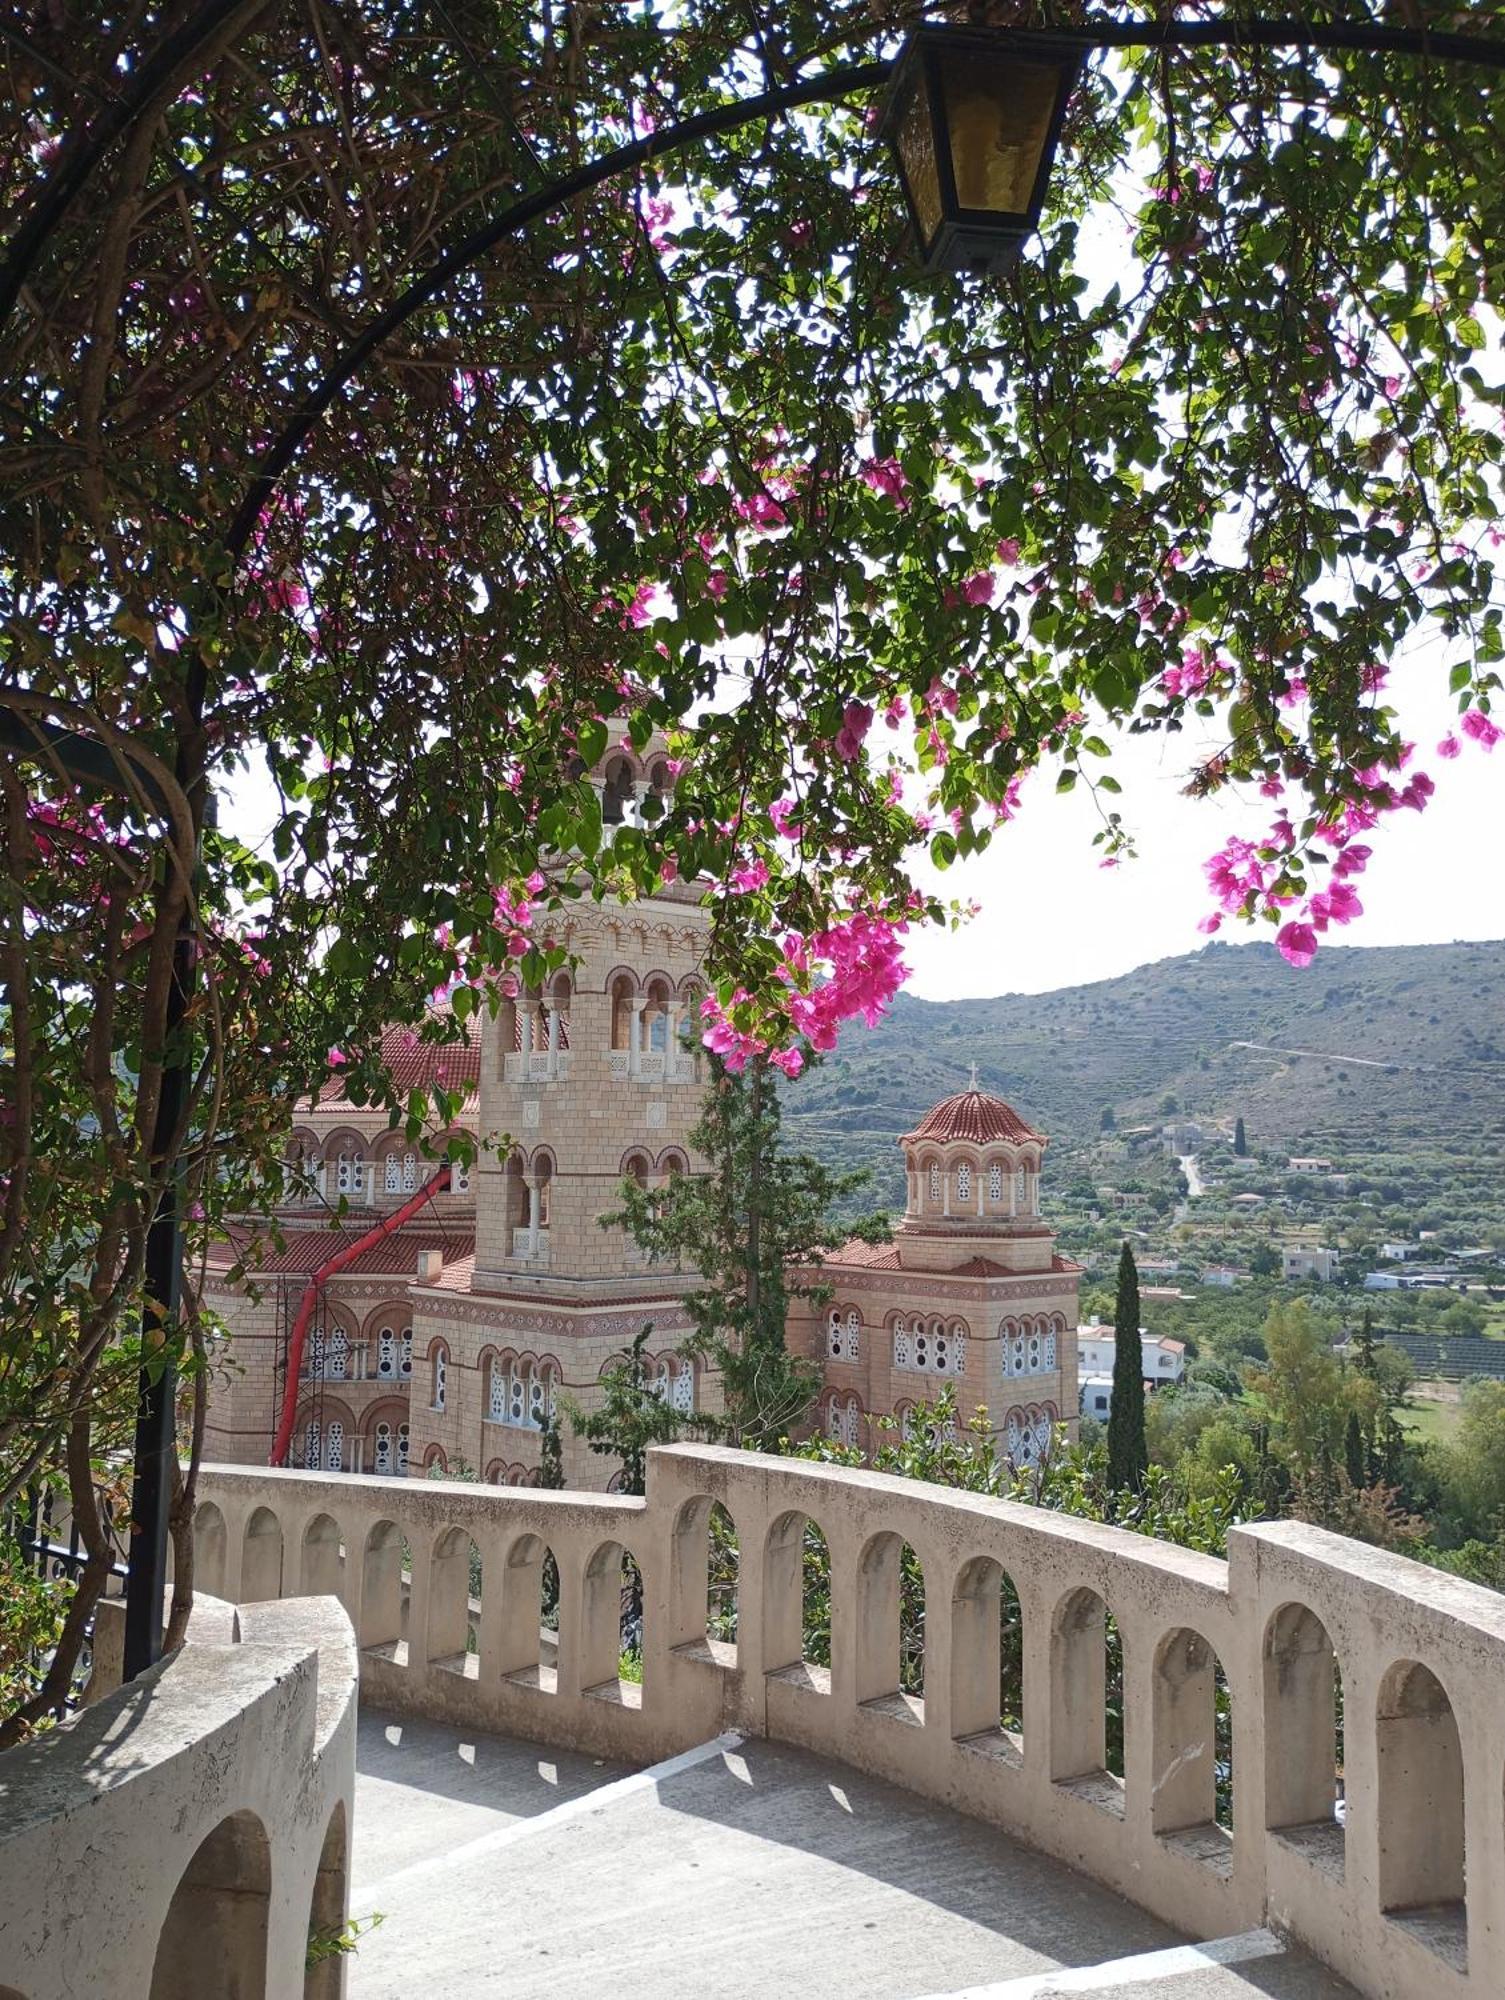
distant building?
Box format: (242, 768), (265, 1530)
(1162, 1123), (1204, 1153)
(1380, 1241), (1420, 1261)
(1138, 1258), (1181, 1276)
(1231, 1192), (1264, 1205)
(1077, 1323), (1186, 1388)
(1201, 1265), (1246, 1288)
(1364, 1268), (1459, 1292)
(1282, 1246), (1339, 1283)
(1288, 1157), (1334, 1174)
(1080, 1374), (1114, 1421)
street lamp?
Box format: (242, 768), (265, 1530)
(881, 28), (1082, 275)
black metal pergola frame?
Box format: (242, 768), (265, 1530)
(2, 10), (1502, 1683)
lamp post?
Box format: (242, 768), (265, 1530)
(881, 30), (1082, 275)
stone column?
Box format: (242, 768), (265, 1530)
(527, 1178), (541, 1237)
(631, 998), (647, 1072)
(546, 1003), (560, 1067)
(942, 1166), (951, 1218)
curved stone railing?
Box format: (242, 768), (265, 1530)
(0, 1593), (356, 2000)
(194, 1444), (1505, 2000)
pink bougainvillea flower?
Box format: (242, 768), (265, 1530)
(769, 797), (802, 839)
(834, 700), (874, 761)
(705, 570), (729, 599)
(768, 1046), (805, 1079)
(1461, 708), (1502, 750)
(659, 857), (678, 884)
(729, 858), (769, 895)
(327, 1047), (347, 1067)
(883, 695), (907, 729)
(859, 456), (910, 507)
(1276, 921), (1319, 968)
(1438, 732), (1462, 760)
(962, 571), (995, 606)
(995, 537), (1021, 566)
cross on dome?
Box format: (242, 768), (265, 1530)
(967, 1061), (979, 1090)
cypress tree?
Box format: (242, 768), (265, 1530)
(1233, 1116), (1247, 1157)
(1106, 1241), (1148, 1491)
(1344, 1408), (1367, 1490)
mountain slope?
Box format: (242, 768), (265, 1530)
(781, 938), (1505, 1203)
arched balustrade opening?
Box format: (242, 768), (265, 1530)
(240, 1506), (282, 1602)
(1264, 1603), (1345, 1875)
(193, 1501), (226, 1598)
(303, 1801), (349, 2000)
(1050, 1586), (1125, 1817)
(360, 1519), (405, 1657)
(761, 1511), (831, 1694)
(494, 1533), (560, 1694)
(669, 1496), (739, 1665)
(1152, 1627), (1234, 1869)
(300, 1512), (344, 1598)
(1377, 1659), (1466, 1961)
(427, 1526), (481, 1676)
(581, 1541), (644, 1706)
(855, 1531), (926, 1726)
(149, 1810), (270, 2000)
(951, 1556), (1024, 1765)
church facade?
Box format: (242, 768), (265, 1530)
(788, 1078), (1080, 1462)
(202, 734), (1077, 1488)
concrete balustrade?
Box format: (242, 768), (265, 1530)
(195, 1444), (1505, 2000)
(0, 1594), (357, 2000)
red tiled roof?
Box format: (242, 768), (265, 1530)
(318, 1018), (480, 1107)
(822, 1240), (1080, 1277)
(207, 1226), (474, 1279)
(901, 1088), (1043, 1148)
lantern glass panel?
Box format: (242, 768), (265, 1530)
(938, 50), (1061, 218)
(894, 76), (943, 248)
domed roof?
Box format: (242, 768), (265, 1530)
(903, 1085), (1042, 1149)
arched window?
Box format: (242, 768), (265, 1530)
(306, 1328), (325, 1379)
(895, 1316), (965, 1377)
(956, 1162), (972, 1203)
(326, 1420), (344, 1472)
(334, 1148), (360, 1195)
(988, 1162), (1004, 1203)
(928, 1162), (942, 1205)
(375, 1322), (411, 1380)
(383, 1152), (400, 1194)
(327, 1327), (348, 1379)
(486, 1355), (557, 1430)
(431, 1346), (447, 1412)
(303, 1421), (321, 1469)
(1016, 1165), (1027, 1208)
(401, 1149), (419, 1193)
(826, 1307), (861, 1363)
(373, 1421), (394, 1475)
(602, 754), (635, 824)
(671, 1359), (695, 1414)
(396, 1422), (410, 1475)
(452, 1156), (472, 1195)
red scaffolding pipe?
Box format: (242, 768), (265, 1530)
(269, 1165), (451, 1466)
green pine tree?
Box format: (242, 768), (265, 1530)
(1233, 1116), (1247, 1157)
(604, 1055), (888, 1450)
(1099, 1105), (1116, 1133)
(1354, 1306), (1377, 1375)
(1344, 1407), (1367, 1489)
(566, 1324), (715, 1495)
(1106, 1242), (1148, 1492)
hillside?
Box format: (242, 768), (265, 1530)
(781, 938), (1505, 1221)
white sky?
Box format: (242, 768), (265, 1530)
(901, 655), (1505, 999)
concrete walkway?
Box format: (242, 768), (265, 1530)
(347, 1709), (1356, 2000)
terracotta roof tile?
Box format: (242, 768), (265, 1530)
(318, 1018), (480, 1108)
(207, 1225), (474, 1279)
(901, 1088), (1043, 1148)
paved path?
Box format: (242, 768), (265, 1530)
(347, 1709), (1356, 2000)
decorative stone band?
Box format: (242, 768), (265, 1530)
(193, 1445), (1505, 2000)
(0, 1594), (357, 2000)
